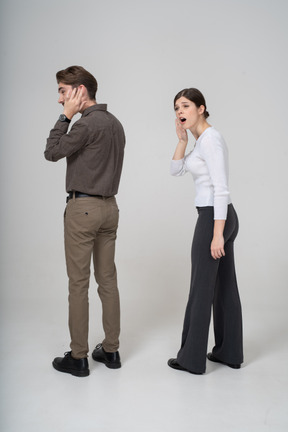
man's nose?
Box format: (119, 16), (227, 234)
(58, 95), (63, 104)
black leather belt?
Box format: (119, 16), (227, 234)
(67, 191), (113, 202)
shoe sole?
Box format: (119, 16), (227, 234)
(52, 361), (90, 377)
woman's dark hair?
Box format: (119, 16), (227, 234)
(174, 88), (210, 119)
(56, 65), (98, 100)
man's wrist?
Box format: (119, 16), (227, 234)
(63, 109), (75, 120)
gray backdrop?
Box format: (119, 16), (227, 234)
(0, 0), (287, 344)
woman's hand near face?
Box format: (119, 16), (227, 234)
(175, 118), (188, 143)
(172, 119), (188, 160)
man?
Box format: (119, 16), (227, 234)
(45, 66), (125, 377)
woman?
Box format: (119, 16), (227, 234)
(168, 88), (243, 375)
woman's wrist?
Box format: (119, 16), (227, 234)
(177, 138), (188, 146)
(213, 220), (225, 237)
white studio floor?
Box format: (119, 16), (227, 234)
(0, 296), (287, 432)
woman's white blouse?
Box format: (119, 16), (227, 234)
(170, 127), (231, 220)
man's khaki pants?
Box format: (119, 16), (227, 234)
(64, 195), (120, 359)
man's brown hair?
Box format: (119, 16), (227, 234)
(56, 65), (98, 100)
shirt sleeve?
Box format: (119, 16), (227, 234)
(170, 158), (188, 176)
(199, 134), (230, 220)
(44, 119), (89, 162)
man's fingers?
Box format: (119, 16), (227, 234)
(76, 87), (83, 100)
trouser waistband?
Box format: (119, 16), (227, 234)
(67, 191), (114, 202)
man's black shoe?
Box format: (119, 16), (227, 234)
(167, 358), (203, 375)
(52, 351), (90, 377)
(207, 352), (241, 369)
(92, 343), (121, 369)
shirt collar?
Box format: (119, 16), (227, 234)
(82, 104), (107, 116)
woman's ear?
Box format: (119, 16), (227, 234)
(199, 105), (205, 115)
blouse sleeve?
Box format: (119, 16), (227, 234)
(170, 158), (188, 176)
(199, 134), (230, 220)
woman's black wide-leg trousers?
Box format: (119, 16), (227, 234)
(177, 204), (243, 374)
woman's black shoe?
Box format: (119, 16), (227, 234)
(167, 358), (203, 375)
(207, 352), (241, 369)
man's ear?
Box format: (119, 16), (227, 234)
(79, 84), (88, 98)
